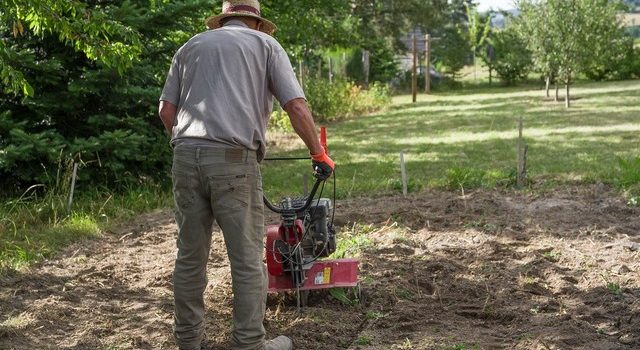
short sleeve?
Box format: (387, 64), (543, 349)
(159, 53), (181, 105)
(268, 42), (305, 107)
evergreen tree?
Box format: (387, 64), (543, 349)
(0, 0), (210, 192)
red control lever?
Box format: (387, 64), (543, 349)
(320, 126), (328, 153)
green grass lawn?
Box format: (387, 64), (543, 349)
(2, 79), (639, 272)
(0, 184), (173, 272)
(262, 80), (640, 199)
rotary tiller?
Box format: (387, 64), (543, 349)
(263, 128), (359, 309)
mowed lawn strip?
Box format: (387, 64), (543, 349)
(262, 80), (640, 199)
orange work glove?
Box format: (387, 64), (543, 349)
(311, 149), (335, 180)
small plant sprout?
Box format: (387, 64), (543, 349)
(366, 310), (384, 320)
(543, 250), (562, 261)
(355, 334), (372, 345)
(600, 273), (623, 295)
(399, 338), (413, 349)
(394, 287), (414, 301)
(607, 282), (622, 295)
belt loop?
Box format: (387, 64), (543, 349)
(244, 149), (249, 163)
(195, 147), (201, 164)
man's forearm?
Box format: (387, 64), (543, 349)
(283, 98), (323, 155)
(158, 100), (177, 134)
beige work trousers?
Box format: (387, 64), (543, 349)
(171, 145), (267, 350)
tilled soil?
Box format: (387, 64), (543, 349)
(1, 185), (639, 350)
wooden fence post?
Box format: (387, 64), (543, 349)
(516, 117), (528, 188)
(412, 34), (417, 103)
(67, 162), (79, 209)
(400, 152), (408, 197)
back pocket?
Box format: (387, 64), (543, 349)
(209, 174), (250, 210)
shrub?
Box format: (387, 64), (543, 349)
(585, 35), (639, 81)
(302, 78), (391, 122)
(611, 44), (640, 80)
(490, 28), (533, 85)
(302, 79), (350, 122)
(268, 110), (293, 132)
(350, 81), (392, 115)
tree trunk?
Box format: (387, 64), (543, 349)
(473, 52), (477, 81)
(489, 68), (492, 86)
(545, 76), (551, 97)
(555, 81), (560, 102)
(565, 75), (571, 109)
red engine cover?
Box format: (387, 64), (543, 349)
(282, 220), (305, 246)
(266, 225), (283, 276)
(265, 220), (305, 277)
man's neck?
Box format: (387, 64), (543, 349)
(223, 17), (260, 30)
(223, 19), (249, 28)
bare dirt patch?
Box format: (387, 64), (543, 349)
(1, 185), (639, 349)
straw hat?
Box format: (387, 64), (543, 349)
(205, 0), (277, 35)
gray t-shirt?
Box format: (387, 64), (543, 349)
(159, 20), (305, 160)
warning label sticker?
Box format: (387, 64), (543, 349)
(323, 267), (331, 284)
(314, 267), (332, 285)
(314, 272), (323, 285)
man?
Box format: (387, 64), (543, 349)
(158, 1), (334, 349)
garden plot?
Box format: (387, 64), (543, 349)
(1, 185), (639, 350)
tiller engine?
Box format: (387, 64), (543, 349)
(263, 128), (359, 309)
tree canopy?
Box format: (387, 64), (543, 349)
(1, 0), (638, 193)
(0, 0), (145, 96)
(517, 0), (631, 106)
(0, 0), (210, 191)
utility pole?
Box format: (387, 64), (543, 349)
(362, 50), (370, 89)
(425, 34), (431, 94)
(412, 34), (417, 103)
